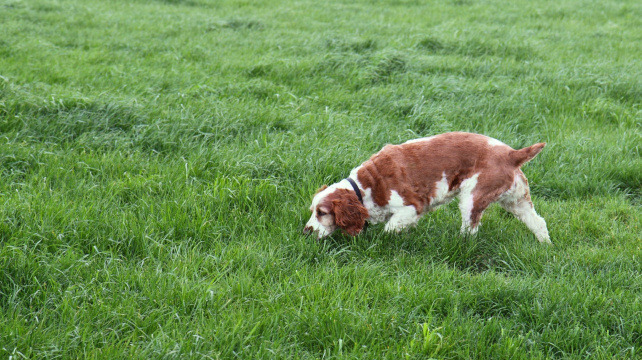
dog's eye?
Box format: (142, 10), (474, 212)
(317, 210), (326, 216)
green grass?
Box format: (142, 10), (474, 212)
(1, 0), (641, 358)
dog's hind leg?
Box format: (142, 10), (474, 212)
(499, 171), (551, 244)
(458, 174), (487, 235)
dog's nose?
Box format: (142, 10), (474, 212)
(303, 226), (313, 235)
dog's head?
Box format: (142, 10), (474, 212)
(304, 185), (369, 239)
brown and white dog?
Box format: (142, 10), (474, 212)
(304, 132), (550, 243)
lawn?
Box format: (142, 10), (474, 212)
(1, 0), (641, 358)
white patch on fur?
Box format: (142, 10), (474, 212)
(305, 205), (336, 239)
(348, 166), (363, 187)
(350, 166), (422, 230)
(383, 190), (419, 232)
(487, 137), (507, 147)
(458, 173), (480, 234)
(434, 172), (450, 200)
(349, 166), (411, 226)
(308, 219), (335, 239)
(349, 166), (389, 224)
(428, 172), (455, 211)
(404, 136), (435, 145)
(360, 187), (386, 223)
(499, 174), (551, 243)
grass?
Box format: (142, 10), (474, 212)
(0, 0), (641, 358)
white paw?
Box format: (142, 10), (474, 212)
(384, 222), (405, 233)
(536, 230), (551, 244)
(460, 222), (479, 236)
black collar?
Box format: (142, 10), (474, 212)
(345, 178), (363, 204)
(345, 177), (369, 232)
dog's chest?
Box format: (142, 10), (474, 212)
(362, 189), (417, 224)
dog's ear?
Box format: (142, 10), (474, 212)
(314, 185), (328, 195)
(332, 191), (369, 236)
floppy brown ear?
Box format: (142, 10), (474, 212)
(331, 190), (369, 236)
(314, 185), (328, 195)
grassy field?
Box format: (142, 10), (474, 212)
(1, 0), (641, 358)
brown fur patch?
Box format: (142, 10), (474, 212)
(356, 132), (544, 215)
(322, 188), (369, 236)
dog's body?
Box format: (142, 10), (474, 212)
(304, 132), (550, 243)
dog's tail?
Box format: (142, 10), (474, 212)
(510, 142), (546, 168)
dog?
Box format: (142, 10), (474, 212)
(304, 132), (550, 243)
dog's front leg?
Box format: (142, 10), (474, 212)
(383, 206), (420, 233)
